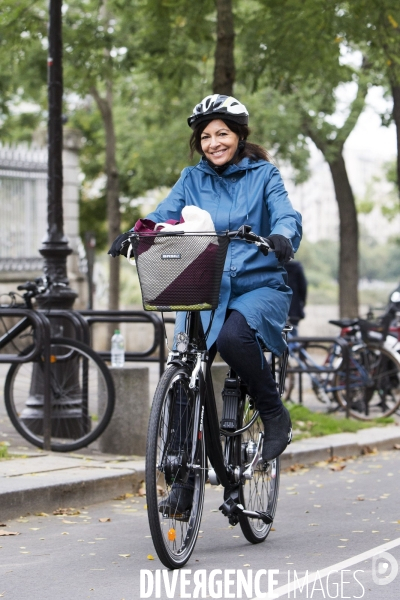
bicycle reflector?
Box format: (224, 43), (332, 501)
(176, 332), (189, 353)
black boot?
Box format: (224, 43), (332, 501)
(158, 485), (194, 519)
(262, 406), (292, 461)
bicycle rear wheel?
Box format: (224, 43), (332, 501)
(334, 343), (400, 420)
(237, 396), (280, 543)
(4, 337), (114, 451)
(146, 364), (206, 569)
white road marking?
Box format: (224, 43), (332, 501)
(252, 536), (400, 599)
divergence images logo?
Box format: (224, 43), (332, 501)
(372, 551), (399, 586)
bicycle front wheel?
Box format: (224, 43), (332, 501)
(4, 337), (115, 451)
(146, 365), (206, 569)
(334, 343), (400, 420)
(238, 397), (280, 543)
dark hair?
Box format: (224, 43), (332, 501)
(189, 118), (271, 163)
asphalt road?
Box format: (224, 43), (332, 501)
(1, 450), (400, 600)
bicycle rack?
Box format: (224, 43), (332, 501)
(0, 309), (52, 449)
(286, 336), (351, 418)
(79, 310), (173, 378)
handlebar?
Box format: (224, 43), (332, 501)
(126, 225), (272, 257)
(227, 225), (271, 256)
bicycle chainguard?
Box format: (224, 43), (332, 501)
(219, 497), (274, 526)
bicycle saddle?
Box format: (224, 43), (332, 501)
(329, 318), (358, 328)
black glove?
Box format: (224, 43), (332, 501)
(108, 232), (131, 258)
(265, 234), (294, 263)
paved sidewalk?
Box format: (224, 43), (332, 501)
(1, 425), (400, 521)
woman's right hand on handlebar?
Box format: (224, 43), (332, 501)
(108, 232), (131, 257)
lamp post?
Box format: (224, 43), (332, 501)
(37, 0), (77, 310)
(21, 0), (84, 441)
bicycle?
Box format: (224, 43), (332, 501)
(128, 225), (289, 569)
(329, 314), (400, 420)
(285, 338), (341, 409)
(0, 277), (115, 452)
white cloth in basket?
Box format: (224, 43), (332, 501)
(157, 206), (215, 233)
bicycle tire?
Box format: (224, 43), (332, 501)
(146, 364), (206, 569)
(4, 337), (115, 452)
(237, 396), (280, 543)
(333, 343), (400, 420)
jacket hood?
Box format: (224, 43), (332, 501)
(197, 156), (270, 177)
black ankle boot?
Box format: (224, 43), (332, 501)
(158, 485), (194, 518)
(262, 406), (292, 461)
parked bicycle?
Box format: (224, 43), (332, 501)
(0, 277), (114, 451)
(127, 226), (289, 569)
(285, 298), (400, 420)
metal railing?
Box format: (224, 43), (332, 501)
(0, 308), (52, 448)
(79, 310), (175, 378)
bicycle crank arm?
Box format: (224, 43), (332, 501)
(239, 507), (274, 525)
(219, 497), (274, 526)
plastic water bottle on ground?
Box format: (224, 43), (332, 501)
(111, 329), (125, 368)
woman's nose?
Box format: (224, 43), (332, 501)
(209, 136), (220, 147)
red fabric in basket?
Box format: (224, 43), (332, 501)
(149, 242), (219, 307)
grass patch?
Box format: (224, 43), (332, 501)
(285, 403), (394, 441)
(0, 441), (9, 459)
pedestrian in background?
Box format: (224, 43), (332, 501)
(285, 260), (307, 338)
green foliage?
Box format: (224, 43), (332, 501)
(285, 403), (393, 441)
(0, 441), (9, 459)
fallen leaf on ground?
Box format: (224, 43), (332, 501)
(0, 524), (6, 527)
(361, 446), (377, 455)
(357, 496), (365, 501)
(330, 464), (346, 471)
(288, 464), (304, 472)
(53, 508), (80, 516)
(0, 531), (20, 536)
(118, 554), (130, 558)
(62, 520), (77, 524)
(147, 554), (155, 560)
(34, 512), (49, 517)
(98, 518), (111, 523)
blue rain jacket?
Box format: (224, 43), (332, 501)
(145, 156), (302, 356)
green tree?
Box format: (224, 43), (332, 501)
(344, 0), (400, 197)
(237, 0), (373, 316)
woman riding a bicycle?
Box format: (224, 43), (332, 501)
(110, 94), (302, 514)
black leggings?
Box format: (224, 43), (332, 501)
(214, 310), (282, 421)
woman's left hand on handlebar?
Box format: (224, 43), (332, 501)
(265, 234), (294, 263)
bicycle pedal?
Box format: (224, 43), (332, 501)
(255, 510), (274, 525)
(159, 509), (191, 522)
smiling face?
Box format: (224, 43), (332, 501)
(200, 119), (240, 166)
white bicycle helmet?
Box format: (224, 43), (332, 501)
(188, 94), (249, 129)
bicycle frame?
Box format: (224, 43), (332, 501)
(167, 309), (286, 525)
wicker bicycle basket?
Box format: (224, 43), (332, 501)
(131, 232), (230, 311)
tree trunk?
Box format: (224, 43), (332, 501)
(328, 154), (359, 318)
(91, 83), (120, 312)
(213, 0), (235, 95)
(391, 84), (400, 200)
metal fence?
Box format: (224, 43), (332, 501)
(0, 144), (47, 272)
